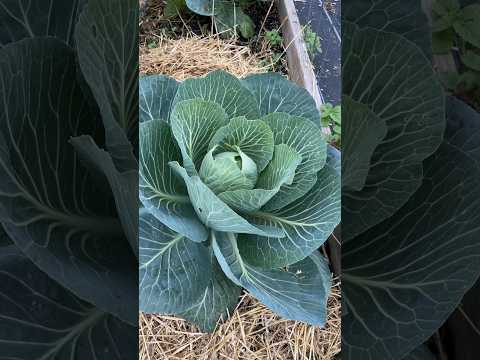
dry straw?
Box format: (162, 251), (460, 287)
(139, 34), (341, 360)
(139, 284), (341, 360)
(139, 34), (277, 79)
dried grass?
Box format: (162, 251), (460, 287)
(140, 33), (279, 79)
(139, 282), (341, 360)
(139, 32), (341, 360)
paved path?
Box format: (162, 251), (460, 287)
(294, 0), (341, 105)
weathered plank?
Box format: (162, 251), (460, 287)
(277, 0), (323, 109)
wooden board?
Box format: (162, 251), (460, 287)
(277, 0), (323, 109)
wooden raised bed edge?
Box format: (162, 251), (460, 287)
(277, 0), (324, 110)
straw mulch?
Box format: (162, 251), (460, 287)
(140, 34), (277, 79)
(140, 283), (341, 360)
(139, 35), (341, 360)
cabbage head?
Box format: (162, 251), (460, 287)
(139, 70), (340, 331)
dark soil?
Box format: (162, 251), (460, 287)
(455, 89), (480, 112)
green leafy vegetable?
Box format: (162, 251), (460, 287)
(139, 70), (340, 331)
(342, 1), (480, 358)
(343, 101), (480, 359)
(215, 2), (255, 39)
(265, 30), (283, 46)
(341, 96), (386, 192)
(342, 21), (445, 241)
(321, 102), (341, 146)
(164, 0), (256, 38)
(0, 0), (86, 47)
(0, 243), (137, 358)
(343, 0), (432, 57)
(303, 24), (321, 59)
(432, 0), (480, 109)
(0, 37), (137, 324)
(0, 0), (138, 355)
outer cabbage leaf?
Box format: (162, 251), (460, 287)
(0, 0), (86, 47)
(343, 0), (432, 56)
(238, 146), (340, 268)
(173, 70), (260, 120)
(186, 0), (220, 16)
(0, 245), (136, 359)
(70, 135), (139, 258)
(215, 3), (255, 39)
(74, 0), (139, 262)
(140, 75), (179, 123)
(261, 113), (326, 173)
(164, 0), (188, 18)
(342, 23), (445, 240)
(342, 104), (480, 360)
(242, 72), (321, 124)
(139, 211), (211, 313)
(342, 95), (387, 191)
(0, 224), (11, 246)
(0, 38), (137, 324)
(179, 249), (242, 332)
(76, 0), (138, 171)
(139, 120), (208, 242)
(213, 232), (332, 326)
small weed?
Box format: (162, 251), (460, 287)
(265, 30), (283, 47)
(303, 25), (321, 59)
(432, 0), (480, 109)
(260, 52), (283, 71)
(147, 40), (158, 49)
(321, 103), (341, 146)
